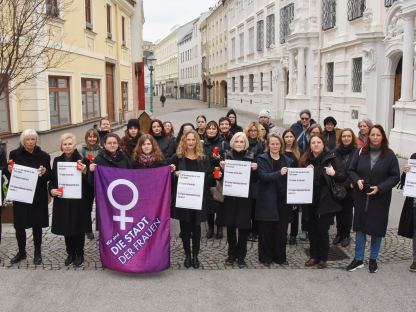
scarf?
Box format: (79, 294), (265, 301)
(138, 154), (156, 168)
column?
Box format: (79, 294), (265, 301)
(297, 47), (305, 96)
(401, 14), (415, 101)
(289, 50), (295, 95)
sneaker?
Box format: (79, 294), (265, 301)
(409, 262), (416, 272)
(346, 259), (364, 272)
(369, 259), (378, 273)
(298, 231), (308, 241)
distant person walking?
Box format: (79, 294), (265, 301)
(160, 94), (166, 107)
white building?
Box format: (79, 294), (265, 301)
(178, 14), (209, 100)
(224, 0), (416, 157)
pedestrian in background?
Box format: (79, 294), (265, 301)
(49, 133), (88, 267)
(160, 94), (166, 107)
(8, 129), (52, 265)
(347, 125), (400, 273)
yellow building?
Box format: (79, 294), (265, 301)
(0, 0), (144, 152)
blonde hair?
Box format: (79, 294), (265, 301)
(176, 130), (205, 160)
(20, 129), (38, 146)
(244, 122), (262, 142)
(59, 133), (76, 151)
(230, 132), (249, 150)
(266, 133), (285, 155)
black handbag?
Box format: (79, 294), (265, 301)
(326, 175), (347, 200)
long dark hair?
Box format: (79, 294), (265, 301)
(361, 124), (390, 157)
(282, 129), (301, 160)
(176, 123), (196, 144)
(132, 134), (164, 163)
(149, 119), (166, 137)
(337, 128), (357, 148)
(299, 134), (328, 167)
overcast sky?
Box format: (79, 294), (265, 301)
(143, 0), (218, 42)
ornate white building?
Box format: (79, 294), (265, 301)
(223, 0), (416, 157)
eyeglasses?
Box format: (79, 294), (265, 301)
(248, 129), (258, 132)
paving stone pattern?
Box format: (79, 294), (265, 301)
(0, 216), (412, 271)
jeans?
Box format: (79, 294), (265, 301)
(354, 231), (382, 261)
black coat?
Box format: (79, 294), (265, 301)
(256, 153), (294, 221)
(217, 150), (255, 229)
(171, 154), (211, 224)
(154, 135), (175, 162)
(303, 151), (347, 216)
(334, 145), (357, 201)
(49, 151), (88, 236)
(348, 148), (400, 237)
(398, 153), (416, 238)
(9, 146), (52, 229)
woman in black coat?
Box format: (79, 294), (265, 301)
(347, 125), (400, 273)
(49, 133), (88, 267)
(149, 119), (175, 162)
(256, 134), (294, 265)
(8, 129), (52, 265)
(203, 121), (224, 239)
(218, 132), (257, 268)
(0, 143), (7, 247)
(171, 130), (211, 269)
(299, 134), (346, 269)
(398, 153), (416, 272)
(333, 128), (357, 247)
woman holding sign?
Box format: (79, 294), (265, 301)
(347, 125), (400, 273)
(218, 132), (257, 269)
(299, 135), (346, 269)
(49, 133), (88, 267)
(8, 129), (52, 265)
(171, 130), (210, 269)
(256, 134), (294, 265)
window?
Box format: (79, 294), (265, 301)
(257, 20), (264, 52)
(260, 72), (264, 91)
(322, 0), (336, 30)
(248, 27), (254, 54)
(107, 4), (112, 39)
(82, 78), (101, 120)
(326, 62), (334, 92)
(352, 57), (362, 93)
(347, 0), (366, 21)
(46, 0), (59, 17)
(385, 0), (398, 7)
(232, 77), (236, 92)
(249, 74), (254, 92)
(0, 77), (10, 133)
(240, 75), (244, 92)
(121, 82), (128, 111)
(280, 3), (294, 44)
(121, 16), (126, 46)
(49, 76), (71, 127)
(239, 32), (244, 57)
(266, 14), (275, 48)
(85, 0), (92, 30)
(270, 71), (273, 91)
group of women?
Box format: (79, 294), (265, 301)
(0, 111), (415, 274)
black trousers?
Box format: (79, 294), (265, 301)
(308, 212), (333, 262)
(289, 206), (299, 237)
(180, 221), (201, 255)
(335, 199), (353, 238)
(85, 194), (94, 233)
(207, 213), (217, 228)
(15, 227), (42, 255)
(226, 226), (249, 261)
(65, 234), (85, 256)
(250, 199), (258, 235)
(258, 220), (288, 264)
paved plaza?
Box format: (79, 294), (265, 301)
(1, 99), (415, 311)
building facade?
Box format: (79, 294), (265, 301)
(0, 0), (143, 152)
(200, 0), (229, 107)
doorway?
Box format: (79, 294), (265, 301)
(393, 57), (402, 128)
(105, 63), (115, 121)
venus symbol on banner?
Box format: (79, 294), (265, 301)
(107, 179), (138, 230)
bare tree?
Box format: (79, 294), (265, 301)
(0, 0), (73, 99)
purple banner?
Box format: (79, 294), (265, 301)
(95, 166), (171, 273)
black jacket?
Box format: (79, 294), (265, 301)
(303, 151), (347, 216)
(49, 150), (88, 236)
(217, 150), (255, 229)
(323, 130), (337, 151)
(348, 148), (400, 237)
(256, 153), (294, 221)
(398, 153), (416, 238)
(154, 135), (175, 162)
(9, 146), (52, 229)
(334, 145), (357, 200)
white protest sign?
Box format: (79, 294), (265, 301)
(287, 168), (314, 204)
(6, 164), (39, 204)
(403, 159), (416, 198)
(176, 171), (205, 210)
(222, 159), (251, 198)
(58, 162), (82, 199)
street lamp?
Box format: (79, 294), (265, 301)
(207, 72), (213, 108)
(146, 52), (157, 114)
